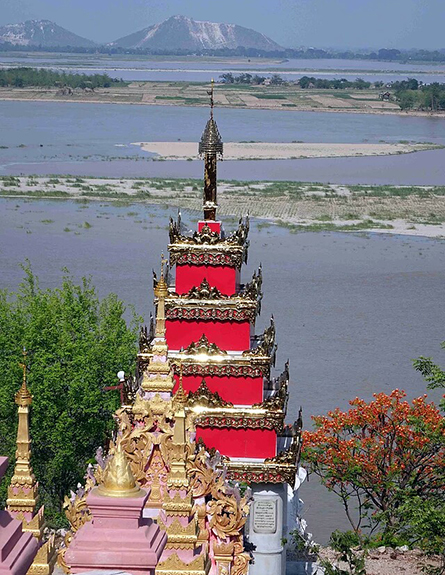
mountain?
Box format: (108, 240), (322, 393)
(111, 15), (283, 52)
(0, 20), (96, 48)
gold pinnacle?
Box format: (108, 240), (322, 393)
(97, 443), (145, 498)
(16, 349), (32, 407)
(154, 253), (168, 298)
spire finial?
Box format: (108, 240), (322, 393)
(199, 80), (223, 221)
(16, 348), (32, 407)
(208, 78), (215, 119)
(154, 253), (168, 298)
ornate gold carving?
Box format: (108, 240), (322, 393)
(156, 552), (209, 575)
(27, 535), (56, 575)
(243, 265), (263, 313)
(157, 517), (198, 550)
(195, 412), (284, 433)
(22, 507), (45, 539)
(169, 217), (249, 269)
(208, 484), (249, 539)
(244, 316), (276, 361)
(252, 379), (288, 412)
(139, 324), (152, 353)
(163, 491), (193, 516)
(62, 492), (91, 534)
(183, 334), (227, 356)
(187, 380), (233, 409)
(96, 443), (145, 498)
(231, 539), (251, 575)
(165, 305), (257, 323)
(173, 360), (270, 379)
(181, 278), (225, 299)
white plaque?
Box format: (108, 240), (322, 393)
(253, 499), (277, 534)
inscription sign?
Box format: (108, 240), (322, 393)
(253, 499), (277, 534)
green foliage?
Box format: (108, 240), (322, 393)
(0, 67), (126, 89)
(394, 82), (445, 111)
(413, 341), (445, 411)
(0, 264), (140, 524)
(298, 76), (371, 90)
(396, 496), (445, 566)
(320, 531), (367, 575)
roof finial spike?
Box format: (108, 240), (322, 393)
(154, 253), (168, 299)
(16, 348), (32, 406)
(208, 78), (215, 119)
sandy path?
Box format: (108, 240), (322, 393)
(134, 141), (439, 160)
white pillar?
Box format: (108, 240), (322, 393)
(247, 486), (286, 575)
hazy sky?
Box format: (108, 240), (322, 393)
(0, 0), (443, 50)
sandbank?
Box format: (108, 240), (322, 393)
(134, 141), (439, 161)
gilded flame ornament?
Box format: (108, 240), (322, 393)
(96, 443), (145, 498)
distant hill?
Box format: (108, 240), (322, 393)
(0, 20), (96, 48)
(110, 15), (284, 52)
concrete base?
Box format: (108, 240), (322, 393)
(65, 490), (166, 575)
(0, 510), (39, 575)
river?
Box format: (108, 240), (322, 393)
(2, 54), (445, 83)
(1, 197), (444, 542)
(1, 101), (445, 184)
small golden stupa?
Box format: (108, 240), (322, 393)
(97, 443), (145, 498)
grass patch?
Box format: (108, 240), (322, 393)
(255, 94), (287, 100)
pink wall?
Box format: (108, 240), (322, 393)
(196, 428), (277, 459)
(166, 319), (250, 351)
(175, 265), (237, 295)
(173, 374), (263, 404)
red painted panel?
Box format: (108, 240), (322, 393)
(198, 221), (221, 234)
(173, 374), (263, 404)
(166, 319), (250, 351)
(196, 428), (277, 458)
(175, 265), (236, 295)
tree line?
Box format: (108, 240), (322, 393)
(0, 67), (126, 89)
(1, 41), (445, 63)
(393, 79), (445, 111)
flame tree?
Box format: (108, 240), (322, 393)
(302, 390), (445, 538)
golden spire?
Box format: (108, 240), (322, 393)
(168, 366), (189, 489)
(17, 349), (32, 406)
(141, 254), (175, 393)
(97, 443), (145, 498)
(154, 253), (168, 299)
(174, 365), (187, 408)
(7, 348), (40, 528)
(199, 79), (223, 222)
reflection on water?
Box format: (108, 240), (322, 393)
(1, 197), (444, 542)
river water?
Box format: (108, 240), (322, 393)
(2, 54), (445, 83)
(1, 101), (445, 184)
(1, 197), (444, 542)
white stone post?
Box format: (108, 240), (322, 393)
(247, 486), (286, 575)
